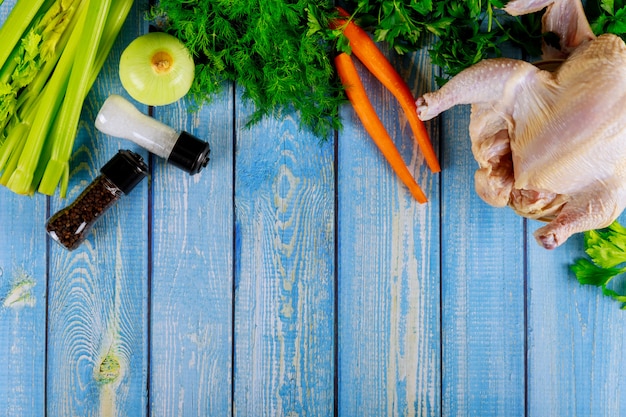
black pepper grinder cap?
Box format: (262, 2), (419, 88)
(100, 150), (148, 194)
(168, 131), (210, 175)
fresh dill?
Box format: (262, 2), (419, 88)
(150, 0), (345, 139)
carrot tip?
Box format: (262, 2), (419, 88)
(429, 161), (441, 173)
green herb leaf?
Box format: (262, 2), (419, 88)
(601, 287), (626, 309)
(601, 0), (615, 15)
(584, 228), (626, 269)
(570, 221), (626, 308)
(589, 0), (626, 39)
(341, 0), (543, 83)
(570, 257), (625, 287)
(150, 0), (345, 139)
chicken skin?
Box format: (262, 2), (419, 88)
(417, 0), (626, 249)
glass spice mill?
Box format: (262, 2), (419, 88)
(46, 149), (148, 250)
(46, 94), (211, 250)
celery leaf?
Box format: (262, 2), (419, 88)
(571, 221), (626, 308)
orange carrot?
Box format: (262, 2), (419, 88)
(335, 52), (427, 203)
(333, 7), (441, 173)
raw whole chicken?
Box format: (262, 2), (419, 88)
(416, 0), (626, 249)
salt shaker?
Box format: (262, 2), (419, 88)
(46, 150), (148, 250)
(95, 94), (210, 174)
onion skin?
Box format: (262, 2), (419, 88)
(119, 32), (195, 106)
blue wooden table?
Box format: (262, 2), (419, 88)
(2, 2), (626, 416)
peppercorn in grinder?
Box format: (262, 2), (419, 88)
(95, 94), (210, 174)
(46, 150), (148, 250)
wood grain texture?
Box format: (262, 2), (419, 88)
(5, 0), (626, 415)
(0, 189), (47, 417)
(527, 215), (626, 417)
(149, 90), (235, 415)
(233, 93), (336, 416)
(337, 47), (441, 417)
(439, 103), (525, 415)
(45, 4), (149, 416)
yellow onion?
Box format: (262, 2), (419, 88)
(119, 32), (194, 106)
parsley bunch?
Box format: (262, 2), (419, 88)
(341, 0), (543, 83)
(587, 0), (626, 39)
(150, 0), (344, 139)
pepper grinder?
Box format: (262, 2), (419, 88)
(46, 150), (148, 250)
(95, 94), (210, 174)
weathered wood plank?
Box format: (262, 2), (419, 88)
(439, 102), (526, 414)
(0, 189), (47, 417)
(45, 4), (149, 416)
(232, 95), (336, 416)
(336, 48), (441, 416)
(149, 89), (234, 415)
(0, 2), (47, 416)
(527, 217), (626, 417)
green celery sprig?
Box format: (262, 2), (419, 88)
(0, 0), (60, 132)
(0, 0), (134, 196)
(4, 0), (82, 127)
(0, 0), (47, 69)
(37, 0), (112, 196)
(0, 0), (84, 188)
(12, 0), (86, 121)
(570, 221), (626, 309)
(3, 0), (87, 194)
(35, 0), (134, 196)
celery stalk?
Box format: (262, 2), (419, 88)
(0, 0), (83, 141)
(0, 0), (47, 70)
(89, 0), (135, 87)
(38, 0), (113, 196)
(0, 122), (29, 178)
(0, 0), (60, 134)
(0, 126), (27, 186)
(4, 1), (87, 194)
(30, 0), (134, 193)
(0, 0), (133, 196)
(0, 45), (20, 85)
(13, 0), (86, 120)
